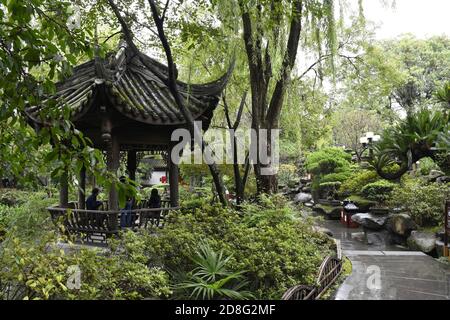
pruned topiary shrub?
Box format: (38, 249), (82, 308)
(306, 148), (352, 200)
(361, 180), (397, 203)
(339, 170), (380, 197)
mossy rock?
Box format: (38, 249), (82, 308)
(313, 204), (342, 220)
(347, 195), (377, 212)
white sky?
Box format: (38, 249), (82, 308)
(361, 0), (450, 39)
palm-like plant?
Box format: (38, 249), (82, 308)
(435, 82), (450, 109)
(373, 109), (449, 179)
(175, 243), (254, 300)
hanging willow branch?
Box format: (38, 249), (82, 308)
(107, 0), (228, 205)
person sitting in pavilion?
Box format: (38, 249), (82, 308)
(144, 188), (162, 226)
(148, 188), (161, 209)
(86, 188), (103, 210)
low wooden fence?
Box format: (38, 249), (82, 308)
(282, 240), (343, 300)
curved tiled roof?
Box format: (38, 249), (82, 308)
(26, 43), (232, 127)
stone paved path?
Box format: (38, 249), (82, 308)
(320, 219), (450, 300)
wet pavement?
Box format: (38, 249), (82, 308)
(318, 218), (450, 300)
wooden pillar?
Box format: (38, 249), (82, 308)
(107, 135), (120, 209)
(102, 115), (119, 230)
(169, 144), (179, 207)
(127, 150), (137, 181)
(59, 169), (69, 208)
(78, 165), (86, 209)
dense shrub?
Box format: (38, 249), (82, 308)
(339, 170), (380, 196)
(0, 190), (57, 240)
(361, 180), (397, 203)
(306, 148), (352, 198)
(306, 148), (352, 176)
(278, 164), (298, 187)
(0, 189), (42, 207)
(418, 157), (440, 176)
(320, 172), (353, 184)
(0, 230), (171, 300)
(142, 196), (335, 299)
(389, 179), (450, 227)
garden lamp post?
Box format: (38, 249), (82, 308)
(359, 132), (381, 161)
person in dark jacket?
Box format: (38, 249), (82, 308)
(148, 188), (161, 208)
(86, 188), (102, 210)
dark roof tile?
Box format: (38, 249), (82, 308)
(26, 43), (232, 128)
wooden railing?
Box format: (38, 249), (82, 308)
(48, 200), (179, 244)
(281, 256), (343, 300)
(282, 240), (343, 300)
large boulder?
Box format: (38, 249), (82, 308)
(407, 231), (437, 254)
(387, 214), (417, 237)
(351, 213), (389, 231)
(294, 192), (312, 204)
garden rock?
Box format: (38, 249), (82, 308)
(294, 192), (312, 204)
(351, 213), (389, 231)
(407, 231), (437, 254)
(436, 240), (450, 258)
(387, 214), (418, 237)
(351, 199), (377, 212)
(436, 176), (450, 184)
(313, 205), (342, 219)
(301, 186), (312, 193)
(435, 228), (446, 241)
(427, 170), (444, 182)
(388, 233), (407, 246)
(304, 201), (315, 208)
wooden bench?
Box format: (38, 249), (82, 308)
(48, 200), (179, 245)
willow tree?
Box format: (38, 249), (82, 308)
(207, 0), (345, 194)
(99, 0), (371, 196)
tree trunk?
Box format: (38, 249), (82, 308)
(240, 0), (303, 196)
(107, 0), (228, 205)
